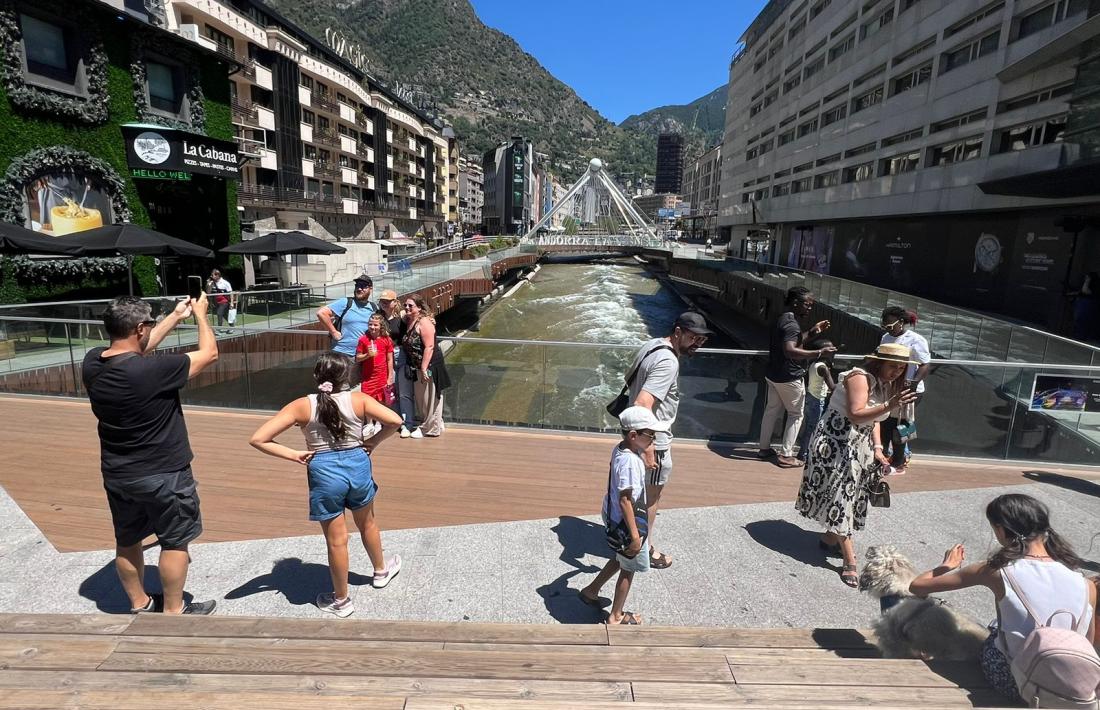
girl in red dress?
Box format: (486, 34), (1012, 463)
(354, 313), (394, 402)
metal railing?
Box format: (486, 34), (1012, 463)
(1, 329), (1096, 466)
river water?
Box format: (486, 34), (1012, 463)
(444, 261), (726, 431)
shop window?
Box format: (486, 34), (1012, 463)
(880, 151), (920, 175)
(995, 116), (1066, 153)
(19, 13), (85, 95)
(145, 58), (186, 118)
(928, 136), (983, 166)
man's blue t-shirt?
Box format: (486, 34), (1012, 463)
(327, 298), (376, 356)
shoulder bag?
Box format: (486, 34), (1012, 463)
(603, 456), (649, 555)
(606, 344), (674, 417)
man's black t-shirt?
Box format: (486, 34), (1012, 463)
(766, 311), (805, 383)
(82, 347), (192, 479)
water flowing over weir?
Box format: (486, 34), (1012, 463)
(443, 262), (694, 430)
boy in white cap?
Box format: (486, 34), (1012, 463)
(578, 406), (671, 625)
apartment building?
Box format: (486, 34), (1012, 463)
(655, 133), (685, 193)
(633, 193), (680, 222)
(681, 144), (723, 239)
(720, 0), (1100, 329)
(458, 155), (484, 233)
(164, 0), (452, 251)
(482, 137), (536, 236)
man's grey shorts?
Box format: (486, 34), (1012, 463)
(648, 448), (672, 487)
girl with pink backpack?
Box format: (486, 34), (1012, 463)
(909, 494), (1099, 707)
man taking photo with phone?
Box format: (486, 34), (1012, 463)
(82, 293), (219, 615)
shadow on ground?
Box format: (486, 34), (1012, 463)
(744, 519), (838, 572)
(225, 557), (374, 606)
(536, 516), (612, 624)
(78, 561), (192, 613)
(1023, 470), (1100, 499)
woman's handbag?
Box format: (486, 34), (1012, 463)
(896, 420), (917, 443)
(227, 307), (237, 325)
(867, 465), (892, 508)
(383, 383), (396, 406)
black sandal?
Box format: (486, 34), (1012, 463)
(841, 564), (859, 588)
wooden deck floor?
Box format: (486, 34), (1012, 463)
(0, 395), (1079, 553)
(0, 613), (1013, 709)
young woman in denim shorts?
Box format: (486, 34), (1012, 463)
(251, 353), (404, 617)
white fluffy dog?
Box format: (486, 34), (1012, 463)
(859, 545), (989, 660)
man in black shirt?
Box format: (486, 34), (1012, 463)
(758, 287), (835, 467)
(83, 293), (219, 614)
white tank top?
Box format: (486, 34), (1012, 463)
(996, 558), (1094, 658)
(300, 391), (364, 452)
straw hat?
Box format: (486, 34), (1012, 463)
(866, 342), (918, 364)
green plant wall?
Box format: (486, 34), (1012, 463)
(0, 14), (237, 303)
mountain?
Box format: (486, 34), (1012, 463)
(619, 83), (727, 163)
(265, 0), (663, 181)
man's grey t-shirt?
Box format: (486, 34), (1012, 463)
(626, 337), (680, 450)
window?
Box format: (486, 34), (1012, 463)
(860, 7), (894, 40)
(996, 116), (1066, 152)
(880, 151), (920, 175)
(1016, 0), (1087, 40)
(928, 136), (983, 166)
(930, 108), (987, 133)
(763, 90), (779, 108)
(780, 113), (797, 126)
(816, 153), (841, 166)
(800, 101), (821, 116)
(851, 85), (884, 113)
(759, 138), (775, 154)
(854, 64), (886, 88)
(998, 83), (1073, 112)
(821, 104), (847, 126)
(778, 129), (796, 145)
(843, 162), (875, 182)
(823, 85), (847, 104)
(742, 192), (751, 203)
(301, 108), (315, 125)
(844, 142), (877, 158)
(299, 73), (314, 90)
(901, 0), (924, 11)
(753, 187), (770, 201)
(789, 15), (807, 39)
(793, 160), (813, 173)
(810, 0), (832, 20)
(784, 73), (802, 93)
(944, 1), (1004, 39)
(791, 176), (813, 193)
(893, 36), (937, 66)
(803, 55), (825, 80)
(830, 12), (856, 37)
(146, 60), (184, 116)
(798, 118), (818, 137)
(19, 13), (83, 94)
(304, 144), (317, 160)
(204, 25), (236, 55)
(772, 182), (791, 196)
(769, 40), (784, 59)
(774, 168), (791, 178)
(890, 62), (932, 96)
(806, 36), (828, 56)
(942, 31), (1000, 73)
(881, 127), (924, 147)
(746, 147), (759, 160)
(750, 101), (764, 117)
(813, 171), (839, 188)
(829, 33), (855, 61)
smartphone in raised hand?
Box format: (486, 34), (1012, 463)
(187, 275), (203, 301)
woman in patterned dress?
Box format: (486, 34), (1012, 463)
(795, 343), (918, 588)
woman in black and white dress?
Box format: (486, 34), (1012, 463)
(795, 343), (917, 588)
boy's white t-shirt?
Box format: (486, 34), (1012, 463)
(602, 444), (646, 526)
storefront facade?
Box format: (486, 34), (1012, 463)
(0, 0), (237, 301)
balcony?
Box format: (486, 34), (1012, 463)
(238, 183), (341, 212)
(230, 98), (257, 126)
(234, 135), (264, 158)
(311, 91), (338, 113)
(356, 143), (375, 162)
(312, 129), (339, 148)
(313, 161), (340, 179)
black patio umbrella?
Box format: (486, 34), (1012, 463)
(220, 230), (346, 284)
(0, 222), (86, 256)
(73, 223), (215, 295)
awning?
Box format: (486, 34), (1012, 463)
(978, 158), (1100, 198)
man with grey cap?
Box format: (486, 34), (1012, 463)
(316, 273), (377, 359)
(626, 310), (712, 569)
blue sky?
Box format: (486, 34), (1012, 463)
(468, 0), (769, 124)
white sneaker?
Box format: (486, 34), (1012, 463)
(372, 554), (402, 588)
(409, 428), (424, 439)
(399, 426), (411, 439)
(316, 592), (354, 618)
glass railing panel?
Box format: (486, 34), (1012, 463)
(974, 319), (1012, 362)
(1005, 327), (1048, 364)
(1041, 336), (1097, 366)
(1006, 365), (1100, 462)
(914, 362), (1015, 459)
(443, 339), (551, 428)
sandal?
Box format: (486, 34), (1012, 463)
(606, 611), (642, 625)
(841, 564), (859, 589)
(649, 550), (673, 569)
